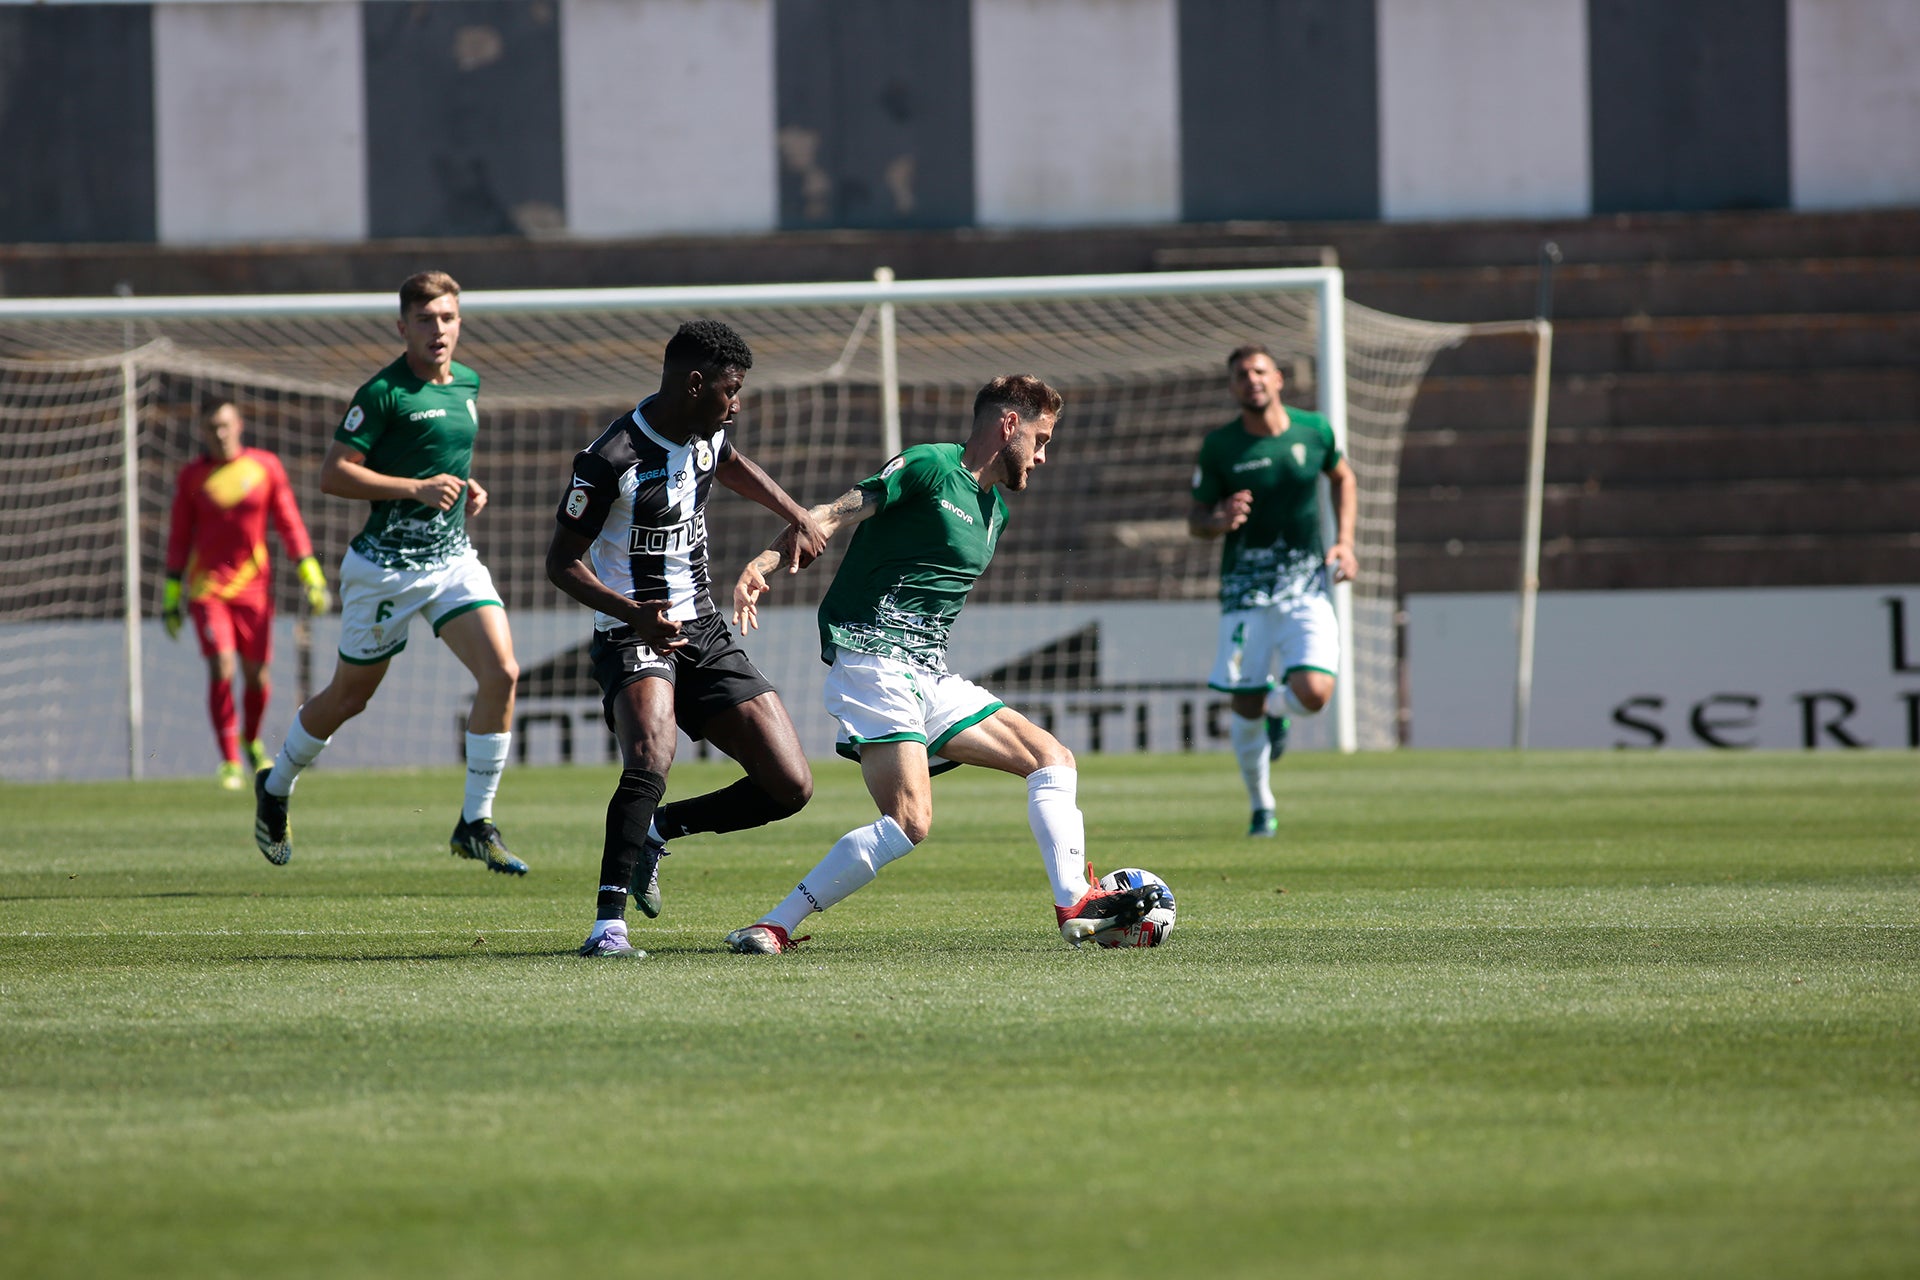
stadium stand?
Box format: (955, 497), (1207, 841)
(1338, 209), (1920, 594)
(2, 206), (1913, 603)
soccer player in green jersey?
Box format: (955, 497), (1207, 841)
(722, 374), (1167, 953)
(1190, 344), (1357, 837)
(253, 271), (526, 874)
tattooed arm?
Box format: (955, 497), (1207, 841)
(734, 484), (882, 631)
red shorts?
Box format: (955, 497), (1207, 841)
(189, 594), (273, 664)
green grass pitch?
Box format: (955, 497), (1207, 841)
(2, 750), (1916, 1278)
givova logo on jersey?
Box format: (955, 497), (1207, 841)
(629, 511), (707, 555)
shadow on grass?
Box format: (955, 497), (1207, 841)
(220, 941), (787, 962)
(222, 949), (571, 963)
(0, 890), (259, 902)
(0, 885), (550, 902)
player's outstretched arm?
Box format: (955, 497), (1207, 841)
(733, 555), (778, 633)
(717, 451), (828, 569)
(779, 483), (883, 566)
(732, 483), (880, 630)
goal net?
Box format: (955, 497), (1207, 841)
(0, 270), (1472, 781)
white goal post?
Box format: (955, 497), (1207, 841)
(0, 268), (1525, 781)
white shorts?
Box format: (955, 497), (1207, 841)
(336, 545), (503, 665)
(824, 651), (1003, 764)
(1207, 593), (1340, 694)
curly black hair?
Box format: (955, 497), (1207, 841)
(663, 320), (753, 375)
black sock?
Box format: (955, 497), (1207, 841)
(655, 776), (806, 840)
(597, 768), (666, 921)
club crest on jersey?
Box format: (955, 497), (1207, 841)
(694, 440), (714, 472)
(1291, 443), (1307, 467)
(467, 399), (478, 422)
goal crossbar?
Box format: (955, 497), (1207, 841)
(0, 267), (1347, 322)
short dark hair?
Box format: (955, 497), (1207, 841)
(664, 320), (753, 376)
(399, 270), (460, 316)
(1226, 343), (1275, 369)
(972, 374), (1063, 426)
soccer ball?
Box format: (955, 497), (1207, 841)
(1094, 868), (1176, 948)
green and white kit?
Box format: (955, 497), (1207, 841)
(1190, 409), (1342, 691)
(818, 443), (1009, 756)
(819, 443), (1007, 673)
(337, 355), (483, 572)
(333, 355), (501, 663)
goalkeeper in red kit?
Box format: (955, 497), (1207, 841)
(164, 401), (331, 789)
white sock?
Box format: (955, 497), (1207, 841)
(1230, 712), (1275, 812)
(588, 918), (627, 941)
(764, 815), (915, 933)
(265, 712), (330, 798)
(462, 731), (511, 822)
(1027, 765), (1090, 908)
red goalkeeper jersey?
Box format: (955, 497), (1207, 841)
(165, 447), (315, 605)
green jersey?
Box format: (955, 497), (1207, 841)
(819, 443), (1009, 672)
(335, 355), (482, 570)
(1190, 409), (1341, 610)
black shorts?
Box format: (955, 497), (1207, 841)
(588, 612), (776, 741)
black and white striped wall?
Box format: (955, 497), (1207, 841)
(2, 0), (1916, 246)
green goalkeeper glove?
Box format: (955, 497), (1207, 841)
(162, 576), (183, 640)
(297, 556), (331, 614)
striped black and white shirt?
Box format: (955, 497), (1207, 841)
(555, 396), (734, 632)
